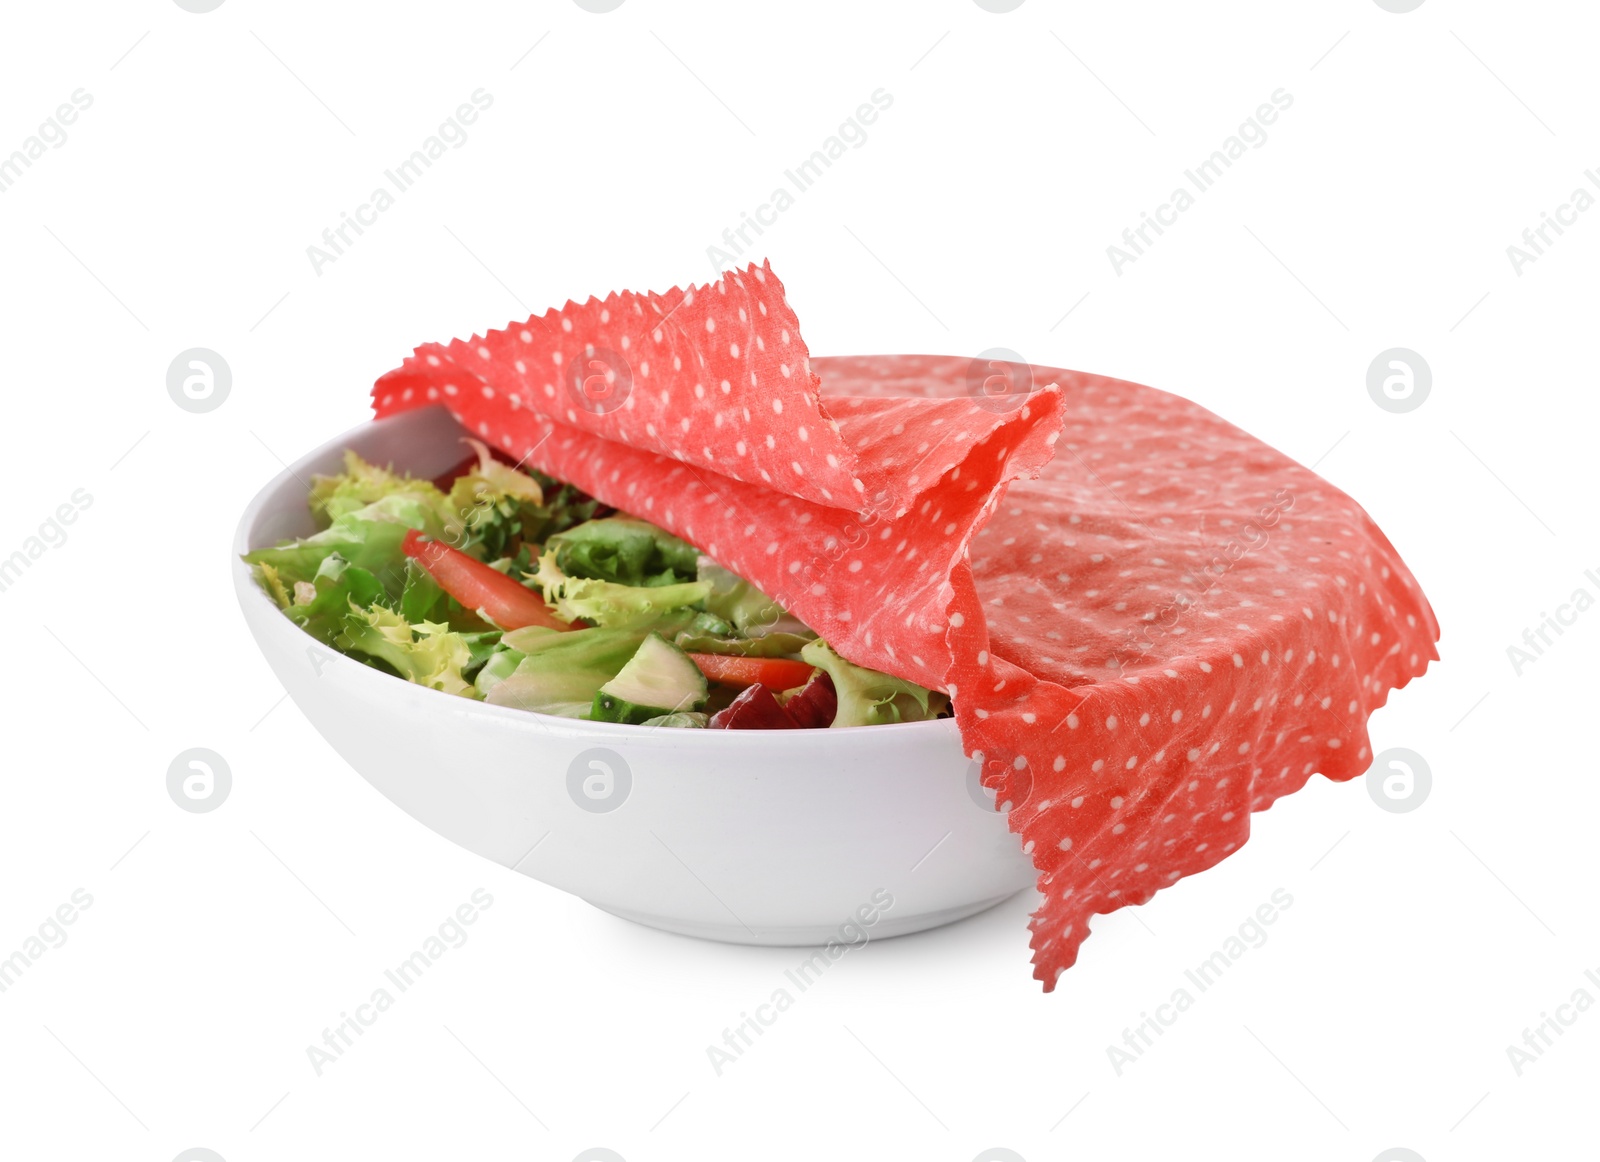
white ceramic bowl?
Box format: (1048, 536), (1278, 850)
(233, 406), (1035, 944)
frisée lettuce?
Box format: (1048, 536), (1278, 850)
(245, 443), (950, 730)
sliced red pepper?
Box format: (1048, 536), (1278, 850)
(687, 653), (816, 691)
(402, 528), (569, 631)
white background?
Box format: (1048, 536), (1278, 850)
(0, 1), (1594, 1159)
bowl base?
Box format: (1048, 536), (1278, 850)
(589, 890), (1026, 946)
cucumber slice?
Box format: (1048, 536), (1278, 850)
(591, 633), (708, 724)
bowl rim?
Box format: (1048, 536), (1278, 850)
(233, 407), (959, 741)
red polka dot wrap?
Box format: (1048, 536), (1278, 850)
(373, 263), (1439, 990)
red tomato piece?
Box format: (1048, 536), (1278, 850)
(686, 653), (816, 690)
(402, 528), (569, 631)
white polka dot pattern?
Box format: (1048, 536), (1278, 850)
(815, 355), (1439, 990)
(372, 262), (874, 509)
(372, 285), (1439, 993)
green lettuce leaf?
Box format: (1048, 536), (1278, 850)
(245, 518), (410, 593)
(255, 561), (292, 610)
(244, 490), (452, 595)
(397, 558), (446, 623)
(673, 631), (816, 658)
(341, 605), (479, 697)
(481, 626), (650, 718)
(699, 557), (811, 637)
(529, 550), (710, 630)
(280, 554), (385, 646)
(546, 517), (699, 587)
(800, 640), (949, 727)
(525, 471), (605, 544)
(309, 450), (449, 527)
(442, 438), (551, 560)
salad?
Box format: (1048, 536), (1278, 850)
(244, 440), (950, 729)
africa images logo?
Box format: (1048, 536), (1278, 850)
(567, 748), (632, 813)
(1106, 89), (1294, 274)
